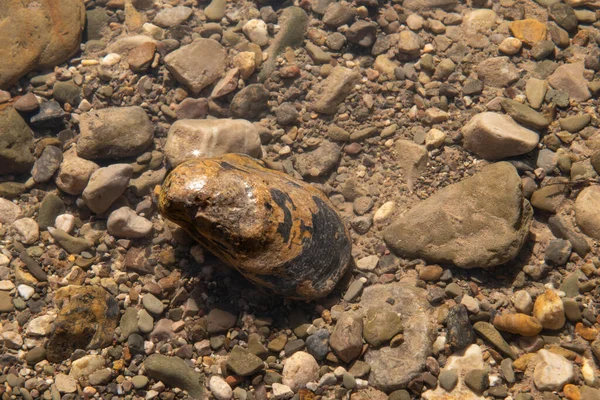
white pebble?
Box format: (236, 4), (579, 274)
(374, 201), (396, 225)
(355, 379), (368, 389)
(55, 214), (75, 234)
(209, 375), (232, 400)
(102, 53), (121, 67)
(243, 19), (269, 46)
(17, 285), (35, 300)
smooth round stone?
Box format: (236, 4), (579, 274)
(131, 375), (149, 389)
(498, 37), (522, 55)
(13, 218), (39, 244)
(54, 214), (75, 234)
(142, 293), (164, 316)
(438, 370), (458, 391)
(209, 375), (232, 400)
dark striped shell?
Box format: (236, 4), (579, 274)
(157, 154), (352, 300)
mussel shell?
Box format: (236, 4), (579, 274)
(157, 154), (352, 300)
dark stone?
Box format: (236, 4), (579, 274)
(275, 102), (299, 126)
(0, 108), (35, 175)
(127, 333), (145, 355)
(38, 193), (65, 230)
(544, 239), (571, 266)
(53, 82), (81, 106)
(345, 21), (377, 47)
(206, 307), (237, 334)
(549, 3), (578, 32)
(230, 84), (270, 120)
(548, 215), (591, 257)
(29, 100), (65, 126)
(446, 304), (475, 350)
(306, 329), (330, 361)
(32, 145), (63, 183)
(19, 252), (48, 282)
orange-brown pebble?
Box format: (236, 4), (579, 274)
(493, 313), (543, 337)
(533, 290), (566, 330)
(225, 375), (243, 387)
(513, 353), (537, 371)
(563, 384), (581, 400)
(575, 322), (598, 341)
(418, 265), (444, 281)
(509, 19), (547, 46)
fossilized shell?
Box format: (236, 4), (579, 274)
(493, 313), (543, 337)
(156, 154), (352, 300)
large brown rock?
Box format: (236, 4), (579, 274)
(384, 162), (532, 269)
(46, 286), (118, 362)
(157, 154), (352, 300)
(0, 0), (85, 89)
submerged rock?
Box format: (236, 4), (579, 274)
(157, 154), (352, 300)
(361, 283), (435, 392)
(46, 286), (118, 362)
(384, 162), (532, 269)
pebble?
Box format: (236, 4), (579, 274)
(82, 164), (133, 214)
(243, 19), (269, 46)
(17, 284), (35, 300)
(282, 351), (319, 391)
(209, 375), (232, 400)
(533, 290), (566, 330)
(107, 207), (152, 238)
(533, 349), (574, 391)
(142, 293), (165, 316)
(54, 214), (75, 233)
(54, 374), (77, 393)
(13, 218), (39, 244)
(462, 112), (539, 160)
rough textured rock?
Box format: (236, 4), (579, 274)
(0, 0), (86, 89)
(475, 57), (519, 88)
(311, 67), (361, 115)
(164, 39), (227, 95)
(329, 312), (364, 363)
(229, 84), (270, 120)
(533, 350), (573, 391)
(46, 286), (118, 362)
(282, 351), (319, 391)
(157, 154), (352, 301)
(462, 112), (539, 160)
(0, 108), (35, 175)
(294, 141), (341, 179)
(361, 283), (435, 392)
(384, 162), (532, 269)
(164, 119), (261, 167)
(77, 107), (154, 160)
